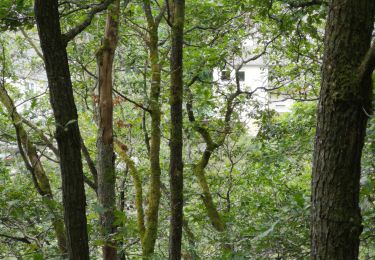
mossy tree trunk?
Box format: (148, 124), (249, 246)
(0, 84), (67, 256)
(185, 86), (241, 232)
(140, 1), (165, 257)
(115, 140), (146, 238)
(168, 0), (185, 258)
(193, 151), (226, 232)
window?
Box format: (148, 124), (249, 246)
(221, 70), (231, 81)
(25, 81), (35, 91)
(238, 71), (245, 81)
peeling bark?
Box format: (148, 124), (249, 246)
(96, 0), (120, 258)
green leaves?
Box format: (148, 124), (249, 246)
(0, 0), (33, 31)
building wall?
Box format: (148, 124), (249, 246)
(213, 62), (293, 113)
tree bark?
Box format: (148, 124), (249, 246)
(140, 1), (165, 257)
(185, 86), (231, 232)
(34, 1), (89, 259)
(168, 0), (185, 259)
(115, 140), (146, 238)
(311, 0), (375, 259)
(193, 156), (225, 232)
(96, 1), (120, 258)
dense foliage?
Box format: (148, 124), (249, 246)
(0, 0), (374, 259)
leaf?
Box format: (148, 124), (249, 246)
(32, 253), (44, 260)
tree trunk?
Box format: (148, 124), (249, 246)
(96, 1), (120, 258)
(186, 88), (227, 232)
(194, 161), (225, 232)
(141, 33), (162, 259)
(140, 1), (164, 256)
(311, 0), (375, 259)
(168, 0), (185, 259)
(34, 1), (90, 259)
(0, 84), (67, 256)
(116, 140), (146, 236)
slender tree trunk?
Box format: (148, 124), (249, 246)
(186, 88), (226, 232)
(168, 0), (185, 259)
(311, 0), (375, 259)
(141, 32), (162, 258)
(0, 84), (67, 256)
(115, 140), (146, 238)
(194, 160), (225, 232)
(96, 1), (120, 258)
(140, 1), (165, 256)
(34, 1), (90, 258)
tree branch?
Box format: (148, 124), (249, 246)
(21, 117), (59, 158)
(80, 137), (98, 192)
(20, 28), (44, 61)
(113, 88), (152, 113)
(155, 1), (167, 26)
(0, 233), (31, 244)
(288, 0), (327, 8)
(62, 0), (115, 44)
(14, 123), (45, 196)
(143, 0), (155, 28)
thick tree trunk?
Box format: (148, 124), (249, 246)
(34, 1), (90, 259)
(96, 1), (120, 259)
(0, 84), (67, 256)
(168, 0), (185, 259)
(311, 0), (375, 259)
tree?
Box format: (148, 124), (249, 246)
(138, 1), (166, 257)
(33, 0), (114, 258)
(311, 0), (375, 258)
(0, 83), (67, 255)
(2, 0), (375, 258)
(168, 0), (185, 259)
(96, 0), (120, 258)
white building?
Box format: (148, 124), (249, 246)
(213, 40), (293, 114)
(211, 39), (294, 135)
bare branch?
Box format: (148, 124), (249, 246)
(113, 88), (152, 113)
(20, 28), (44, 61)
(0, 233), (31, 244)
(80, 137), (98, 192)
(22, 117), (59, 158)
(14, 123), (45, 196)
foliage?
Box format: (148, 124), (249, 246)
(0, 0), (374, 259)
